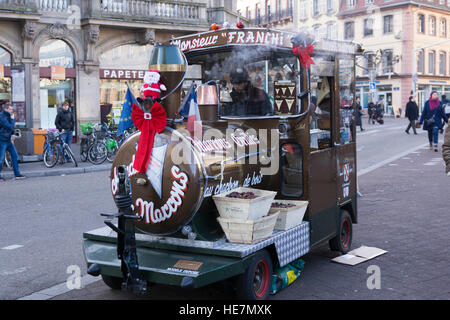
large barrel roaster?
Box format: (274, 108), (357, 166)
(110, 44), (281, 241)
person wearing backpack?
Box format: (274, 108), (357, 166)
(419, 91), (449, 152)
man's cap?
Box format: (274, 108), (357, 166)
(230, 68), (249, 84)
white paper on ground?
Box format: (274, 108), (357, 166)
(331, 245), (388, 265)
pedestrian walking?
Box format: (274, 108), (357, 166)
(443, 124), (450, 175)
(367, 100), (375, 124)
(355, 97), (364, 131)
(374, 100), (384, 124)
(0, 103), (26, 182)
(442, 94), (450, 119)
(405, 96), (419, 135)
(55, 101), (75, 153)
(419, 91), (449, 152)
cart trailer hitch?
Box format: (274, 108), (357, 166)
(99, 165), (147, 295)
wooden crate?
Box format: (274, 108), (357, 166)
(213, 187), (277, 220)
(217, 212), (279, 244)
(269, 200), (308, 231)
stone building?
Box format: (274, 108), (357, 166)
(0, 0), (239, 155)
(338, 0), (450, 113)
(237, 0), (295, 31)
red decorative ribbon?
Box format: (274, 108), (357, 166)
(293, 44), (315, 69)
(131, 102), (167, 174)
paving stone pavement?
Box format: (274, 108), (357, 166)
(48, 142), (450, 300)
(1, 143), (111, 179)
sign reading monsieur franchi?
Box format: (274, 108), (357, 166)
(171, 29), (293, 52)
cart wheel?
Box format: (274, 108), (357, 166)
(235, 249), (272, 300)
(101, 275), (123, 290)
(329, 209), (353, 254)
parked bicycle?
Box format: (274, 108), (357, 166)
(43, 129), (78, 168)
(80, 122), (95, 162)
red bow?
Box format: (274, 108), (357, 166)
(131, 101), (167, 174)
(293, 44), (315, 69)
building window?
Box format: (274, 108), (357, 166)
(440, 19), (447, 37)
(366, 0), (374, 4)
(429, 51), (436, 74)
(347, 0), (356, 8)
(418, 14), (425, 33)
(326, 22), (337, 40)
(312, 0), (320, 16)
(39, 39), (75, 68)
(327, 0), (334, 12)
(39, 40), (76, 130)
(0, 46), (12, 107)
(364, 18), (374, 36)
(383, 15), (394, 34)
(417, 50), (424, 73)
(255, 4), (261, 25)
(299, 0), (308, 20)
(344, 21), (354, 39)
(382, 50), (394, 74)
(363, 52), (375, 75)
(313, 25), (321, 40)
(430, 16), (436, 36)
(440, 52), (446, 75)
(266, 2), (271, 22)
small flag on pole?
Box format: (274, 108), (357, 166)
(117, 85), (138, 136)
(186, 89), (202, 140)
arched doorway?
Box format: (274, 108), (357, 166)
(0, 46), (12, 107)
(99, 43), (153, 125)
(39, 39), (76, 130)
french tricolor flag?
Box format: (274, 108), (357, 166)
(186, 89), (202, 140)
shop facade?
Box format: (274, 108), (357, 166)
(356, 78), (402, 116)
(0, 2), (210, 156)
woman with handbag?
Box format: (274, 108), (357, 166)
(419, 91), (449, 152)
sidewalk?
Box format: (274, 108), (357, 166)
(1, 143), (111, 179)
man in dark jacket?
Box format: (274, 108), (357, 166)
(55, 101), (75, 149)
(355, 97), (364, 131)
(0, 103), (26, 181)
(224, 68), (273, 117)
(405, 96), (419, 134)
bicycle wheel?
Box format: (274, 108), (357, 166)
(106, 145), (118, 162)
(88, 141), (108, 165)
(3, 151), (12, 169)
(64, 145), (78, 167)
(80, 138), (88, 162)
(43, 144), (60, 168)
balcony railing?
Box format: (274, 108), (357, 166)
(97, 0), (206, 22)
(252, 8), (293, 26)
(0, 0), (38, 13)
(39, 0), (69, 12)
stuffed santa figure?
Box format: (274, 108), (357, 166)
(140, 69), (167, 100)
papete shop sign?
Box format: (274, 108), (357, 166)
(171, 29), (292, 52)
(100, 69), (146, 80)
